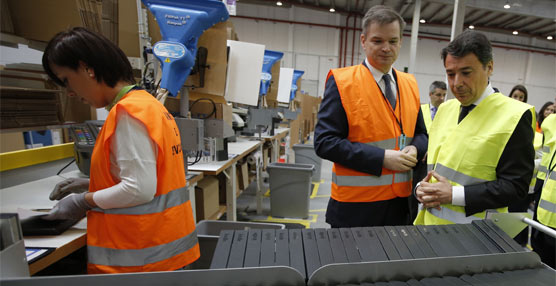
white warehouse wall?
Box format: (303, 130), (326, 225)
(232, 3), (556, 113)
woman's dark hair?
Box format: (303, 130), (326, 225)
(42, 27), (134, 88)
(539, 101), (554, 125)
(441, 30), (492, 68)
(509, 84), (528, 103)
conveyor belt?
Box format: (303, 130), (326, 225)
(210, 221), (555, 285)
(210, 222), (528, 278)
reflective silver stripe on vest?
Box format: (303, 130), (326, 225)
(333, 173), (393, 187)
(394, 171), (411, 183)
(539, 199), (556, 214)
(427, 164), (434, 172)
(550, 171), (556, 181)
(435, 163), (488, 186)
(427, 206), (486, 224)
(365, 138), (396, 149)
(538, 165), (548, 174)
(400, 136), (413, 145)
(92, 186), (189, 215)
(543, 146), (550, 153)
(364, 136), (413, 150)
(88, 230), (198, 266)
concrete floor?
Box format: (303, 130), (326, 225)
(235, 157), (333, 229)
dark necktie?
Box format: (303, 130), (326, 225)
(382, 74), (396, 110)
(458, 104), (475, 123)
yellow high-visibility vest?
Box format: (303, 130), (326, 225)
(421, 103), (433, 132)
(529, 131), (544, 193)
(537, 115), (556, 182)
(537, 114), (556, 228)
(415, 93), (534, 225)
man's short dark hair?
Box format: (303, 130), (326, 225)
(42, 27), (135, 88)
(441, 30), (492, 67)
(362, 5), (406, 38)
(429, 81), (447, 94)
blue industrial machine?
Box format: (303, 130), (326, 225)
(142, 0), (233, 163)
(290, 70), (304, 102)
(142, 0), (229, 98)
(259, 50), (284, 98)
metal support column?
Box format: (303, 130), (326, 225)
(408, 0), (421, 74)
(451, 0), (466, 41)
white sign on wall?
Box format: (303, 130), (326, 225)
(277, 68), (294, 103)
(224, 40), (265, 106)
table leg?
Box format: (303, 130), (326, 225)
(188, 182), (197, 222)
(256, 144), (263, 215)
(225, 164), (237, 221)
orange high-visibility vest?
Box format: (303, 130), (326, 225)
(87, 89), (199, 273)
(330, 65), (420, 202)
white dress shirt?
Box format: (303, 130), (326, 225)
(365, 58), (397, 101)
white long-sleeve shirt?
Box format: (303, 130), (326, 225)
(92, 109), (158, 209)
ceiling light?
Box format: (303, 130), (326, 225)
(276, 1), (282, 6)
(503, 1), (511, 9)
(512, 30), (518, 35)
(419, 19), (426, 23)
(548, 35), (554, 40)
(469, 25), (475, 29)
(329, 7), (335, 12)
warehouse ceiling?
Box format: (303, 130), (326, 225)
(241, 0), (556, 39)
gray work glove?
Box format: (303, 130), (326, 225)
(50, 178), (90, 200)
(42, 193), (92, 221)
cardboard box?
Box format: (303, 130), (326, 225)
(195, 176), (220, 221)
(185, 22), (228, 97)
(0, 132), (25, 153)
(217, 171), (240, 204)
(118, 0), (140, 57)
(226, 20), (238, 40)
(7, 0), (82, 43)
(263, 146), (270, 169)
(289, 116), (301, 148)
(265, 60), (281, 104)
(237, 161), (249, 190)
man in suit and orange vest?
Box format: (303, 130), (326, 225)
(314, 5), (428, 227)
(414, 30), (535, 226)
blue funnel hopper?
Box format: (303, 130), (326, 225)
(259, 50), (284, 96)
(290, 70), (304, 101)
(142, 0), (229, 97)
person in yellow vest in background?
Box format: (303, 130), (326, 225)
(506, 84), (543, 246)
(414, 30), (536, 226)
(41, 27), (199, 273)
(314, 5), (428, 227)
(421, 81), (447, 132)
(531, 113), (556, 268)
